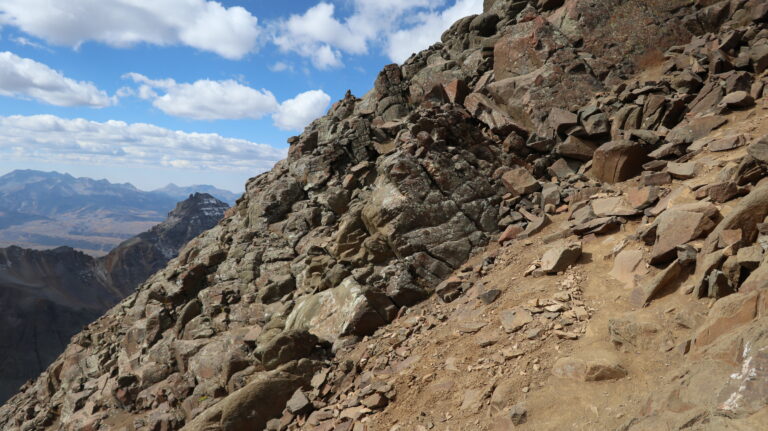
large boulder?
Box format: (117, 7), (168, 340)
(259, 330), (318, 371)
(182, 361), (316, 431)
(285, 278), (394, 344)
(591, 140), (651, 183)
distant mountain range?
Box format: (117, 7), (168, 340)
(153, 183), (239, 206)
(0, 192), (229, 402)
(0, 170), (239, 254)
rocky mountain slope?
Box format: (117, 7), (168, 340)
(0, 170), (235, 254)
(1, 0), (767, 430)
(0, 193), (228, 404)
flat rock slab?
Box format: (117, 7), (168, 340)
(592, 196), (639, 217)
(651, 210), (716, 264)
(573, 216), (621, 236)
(709, 135), (746, 152)
(610, 249), (647, 289)
(667, 115), (727, 144)
(500, 308), (533, 333)
(627, 186), (660, 209)
(667, 162), (698, 179)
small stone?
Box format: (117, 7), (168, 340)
(436, 277), (466, 303)
(361, 393), (388, 409)
(498, 224), (524, 244)
(478, 289), (502, 304)
(508, 403), (528, 425)
(458, 321), (487, 334)
(553, 330), (578, 340)
(525, 327), (543, 339)
(286, 389), (313, 415)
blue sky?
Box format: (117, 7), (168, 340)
(0, 0), (481, 192)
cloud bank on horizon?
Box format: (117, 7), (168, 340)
(0, 0), (483, 190)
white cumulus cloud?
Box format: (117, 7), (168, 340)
(125, 73), (279, 121)
(273, 90), (332, 131)
(273, 0), (482, 68)
(0, 0), (261, 60)
(0, 114), (286, 172)
(0, 51), (113, 107)
(124, 73), (330, 131)
(386, 0), (483, 64)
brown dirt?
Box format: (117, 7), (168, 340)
(327, 102), (768, 431)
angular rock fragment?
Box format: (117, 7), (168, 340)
(592, 196), (639, 217)
(436, 277), (468, 303)
(500, 308), (533, 333)
(540, 241), (582, 274)
(627, 186), (660, 209)
(573, 216), (621, 236)
(629, 260), (688, 308)
(667, 162), (698, 179)
(747, 136), (768, 163)
(591, 140), (651, 183)
(720, 91), (755, 109)
(651, 209), (717, 264)
(260, 330), (319, 371)
(557, 135), (599, 161)
(709, 135), (745, 152)
(501, 167), (541, 196)
(610, 249), (647, 289)
(552, 351), (628, 382)
(667, 116), (727, 145)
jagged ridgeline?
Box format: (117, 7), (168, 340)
(1, 0), (766, 430)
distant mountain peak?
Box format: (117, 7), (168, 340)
(152, 184), (240, 206)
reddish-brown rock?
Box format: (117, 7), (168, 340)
(591, 140), (651, 183)
(501, 167), (541, 196)
(444, 79), (470, 105)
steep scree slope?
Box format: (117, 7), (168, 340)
(2, 0), (768, 430)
